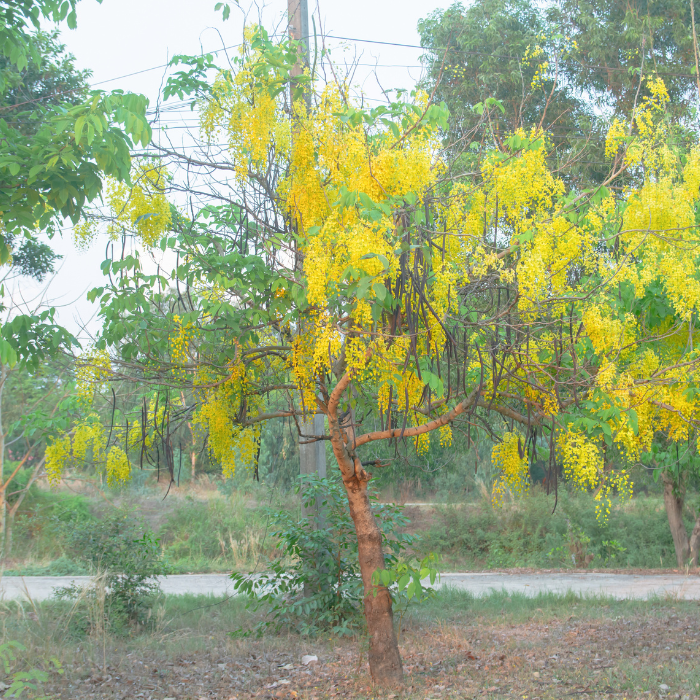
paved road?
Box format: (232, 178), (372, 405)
(2, 572), (699, 602)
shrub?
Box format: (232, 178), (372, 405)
(421, 488), (681, 569)
(55, 509), (167, 630)
(231, 475), (426, 637)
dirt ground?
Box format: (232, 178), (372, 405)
(39, 604), (700, 700)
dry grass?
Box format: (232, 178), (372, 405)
(4, 590), (700, 699)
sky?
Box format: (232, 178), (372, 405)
(23, 0), (451, 342)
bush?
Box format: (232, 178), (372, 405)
(55, 509), (168, 630)
(0, 640), (62, 699)
(232, 475), (425, 637)
(11, 488), (93, 563)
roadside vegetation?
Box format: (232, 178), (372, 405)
(6, 456), (693, 576)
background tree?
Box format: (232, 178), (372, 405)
(0, 0), (154, 557)
(419, 0), (700, 190)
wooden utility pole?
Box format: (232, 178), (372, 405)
(288, 0), (326, 491)
(288, 0), (310, 80)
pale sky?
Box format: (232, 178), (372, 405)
(23, 0), (451, 341)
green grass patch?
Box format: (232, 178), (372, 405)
(421, 488), (682, 569)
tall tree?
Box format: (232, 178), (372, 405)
(549, 0), (700, 118)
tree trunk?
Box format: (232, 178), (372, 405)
(326, 398), (403, 687)
(689, 514), (700, 568)
(662, 472), (690, 567)
(5, 456), (45, 558)
(343, 469), (403, 685)
(0, 492), (5, 562)
(0, 363), (5, 560)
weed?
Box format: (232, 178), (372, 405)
(54, 510), (167, 631)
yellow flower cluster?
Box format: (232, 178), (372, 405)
(559, 427), (632, 524)
(76, 348), (112, 405)
(170, 315), (196, 380)
(560, 428), (602, 491)
(200, 25), (291, 179)
(491, 432), (530, 506)
(193, 362), (262, 478)
(45, 416), (131, 487)
(104, 160), (172, 246)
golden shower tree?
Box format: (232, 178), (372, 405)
(53, 29), (700, 684)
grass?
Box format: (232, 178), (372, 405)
(8, 476), (287, 575)
(6, 472), (695, 576)
(3, 589), (700, 699)
(419, 487), (686, 570)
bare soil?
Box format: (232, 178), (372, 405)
(41, 607), (700, 699)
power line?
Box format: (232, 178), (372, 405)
(324, 33), (699, 80)
(5, 29), (698, 117)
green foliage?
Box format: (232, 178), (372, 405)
(372, 552), (440, 633)
(0, 0), (80, 79)
(549, 0), (699, 118)
(231, 475), (421, 637)
(0, 0), (152, 377)
(10, 485), (92, 564)
(55, 509), (167, 627)
(645, 441), (700, 487)
(418, 0), (700, 191)
(418, 0), (594, 172)
(0, 640), (62, 699)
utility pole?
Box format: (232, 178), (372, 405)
(287, 0), (310, 81)
(288, 0), (326, 493)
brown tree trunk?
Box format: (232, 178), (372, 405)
(5, 456), (45, 558)
(343, 468), (403, 685)
(662, 472), (690, 567)
(326, 393), (403, 686)
(689, 514), (700, 568)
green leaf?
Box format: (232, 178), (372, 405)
(74, 114), (86, 142)
(373, 283), (387, 302)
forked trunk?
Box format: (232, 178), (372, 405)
(343, 471), (403, 686)
(662, 473), (690, 567)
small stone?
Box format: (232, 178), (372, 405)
(659, 684), (670, 692)
(301, 655), (318, 665)
(532, 671), (540, 678)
